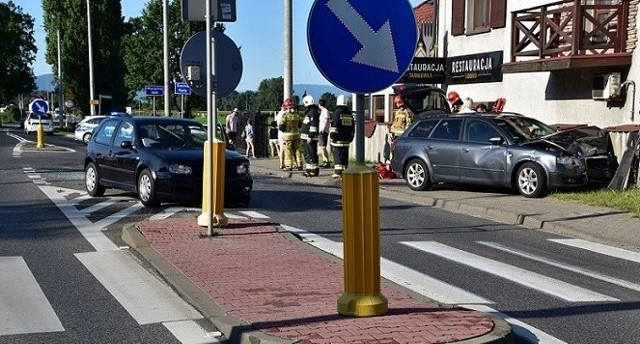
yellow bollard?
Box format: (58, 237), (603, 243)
(36, 123), (45, 148)
(337, 164), (388, 317)
(197, 139), (228, 228)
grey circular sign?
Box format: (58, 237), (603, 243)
(180, 30), (243, 98)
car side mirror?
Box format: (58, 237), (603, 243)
(120, 140), (133, 149)
(489, 137), (504, 145)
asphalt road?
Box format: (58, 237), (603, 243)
(3, 126), (640, 344)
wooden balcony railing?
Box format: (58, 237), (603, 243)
(503, 0), (632, 73)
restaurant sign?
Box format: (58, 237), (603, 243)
(447, 51), (503, 85)
(398, 57), (446, 84)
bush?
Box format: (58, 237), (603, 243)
(0, 105), (22, 123)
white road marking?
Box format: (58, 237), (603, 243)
(549, 239), (640, 263)
(479, 241), (640, 292)
(163, 320), (221, 344)
(239, 211), (269, 219)
(280, 225), (491, 304)
(402, 241), (618, 302)
(76, 251), (202, 325)
(0, 257), (64, 335)
(466, 305), (567, 344)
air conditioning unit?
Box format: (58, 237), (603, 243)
(592, 72), (621, 100)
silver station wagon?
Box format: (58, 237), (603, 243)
(390, 112), (619, 198)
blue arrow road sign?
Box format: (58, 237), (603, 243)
(308, 0), (417, 94)
(145, 85), (164, 96)
(29, 99), (49, 114)
(174, 82), (192, 95)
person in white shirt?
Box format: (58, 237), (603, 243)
(457, 98), (476, 114)
(318, 99), (331, 168)
(225, 108), (239, 145)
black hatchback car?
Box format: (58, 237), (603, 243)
(84, 116), (252, 206)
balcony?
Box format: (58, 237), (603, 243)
(502, 0), (632, 73)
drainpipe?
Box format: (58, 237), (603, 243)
(621, 80), (635, 122)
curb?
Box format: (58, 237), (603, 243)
(122, 223), (293, 344)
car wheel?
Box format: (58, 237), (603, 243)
(404, 158), (431, 191)
(138, 169), (159, 207)
(85, 162), (105, 197)
(82, 133), (92, 145)
(516, 162), (548, 198)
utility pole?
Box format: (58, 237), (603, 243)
(57, 29), (64, 127)
(283, 0), (293, 100)
(86, 0), (96, 116)
(163, 0), (170, 116)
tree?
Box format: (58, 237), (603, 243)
(253, 77), (284, 112)
(319, 92), (337, 110)
(43, 0), (127, 115)
(0, 1), (36, 104)
(122, 0), (205, 116)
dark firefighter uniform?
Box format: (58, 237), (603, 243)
(329, 99), (354, 178)
(300, 95), (320, 177)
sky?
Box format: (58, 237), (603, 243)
(9, 0), (425, 92)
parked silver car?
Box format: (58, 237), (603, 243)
(390, 112), (619, 198)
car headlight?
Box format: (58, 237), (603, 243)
(236, 162), (250, 175)
(556, 156), (582, 166)
(168, 164), (193, 174)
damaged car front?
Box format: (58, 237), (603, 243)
(501, 115), (618, 187)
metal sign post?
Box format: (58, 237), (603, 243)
(308, 0), (417, 317)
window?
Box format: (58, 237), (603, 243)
(113, 121), (134, 147)
(94, 119), (119, 145)
(466, 120), (500, 143)
(452, 0), (506, 36)
(468, 0), (490, 33)
(431, 118), (463, 140)
(408, 119), (440, 138)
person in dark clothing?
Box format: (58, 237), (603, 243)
(329, 95), (355, 178)
(300, 95), (321, 177)
(268, 121), (280, 158)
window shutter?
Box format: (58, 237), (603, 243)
(451, 0), (466, 36)
(490, 0), (507, 29)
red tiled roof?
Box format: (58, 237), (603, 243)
(414, 0), (435, 23)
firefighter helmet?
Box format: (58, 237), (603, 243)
(302, 95), (315, 107)
(282, 98), (294, 110)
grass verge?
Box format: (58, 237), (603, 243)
(551, 188), (640, 216)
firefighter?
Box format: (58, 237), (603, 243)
(389, 95), (415, 139)
(329, 95), (355, 178)
(278, 98), (301, 171)
(300, 95), (321, 177)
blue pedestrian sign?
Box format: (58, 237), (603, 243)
(307, 0), (418, 94)
(29, 99), (49, 115)
(174, 82), (192, 95)
(145, 85), (164, 96)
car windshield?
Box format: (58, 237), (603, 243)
(139, 122), (206, 149)
(496, 116), (556, 142)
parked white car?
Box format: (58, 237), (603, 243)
(24, 112), (54, 135)
(74, 115), (108, 144)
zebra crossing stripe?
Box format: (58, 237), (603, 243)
(239, 211), (269, 219)
(280, 225), (491, 304)
(76, 251), (202, 325)
(401, 241), (618, 302)
(163, 320), (221, 344)
(549, 239), (640, 263)
(479, 241), (640, 293)
(0, 257), (64, 335)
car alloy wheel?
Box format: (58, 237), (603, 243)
(85, 162), (105, 197)
(405, 158), (431, 191)
(516, 162), (547, 198)
(138, 169), (159, 206)
(83, 132), (92, 145)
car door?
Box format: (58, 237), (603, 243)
(425, 117), (464, 183)
(460, 119), (508, 185)
(109, 120), (138, 190)
(91, 118), (120, 183)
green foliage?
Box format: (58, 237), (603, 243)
(320, 92), (337, 110)
(252, 77), (285, 112)
(551, 188), (640, 216)
(43, 0), (127, 115)
(122, 0), (205, 117)
(0, 1), (37, 104)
